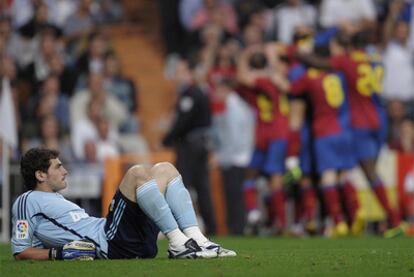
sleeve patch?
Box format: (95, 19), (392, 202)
(16, 220), (29, 240)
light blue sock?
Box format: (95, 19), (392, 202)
(165, 175), (198, 229)
(136, 179), (178, 234)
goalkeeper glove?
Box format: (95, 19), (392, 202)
(49, 240), (96, 261)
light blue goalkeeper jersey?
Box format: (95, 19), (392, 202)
(11, 190), (109, 258)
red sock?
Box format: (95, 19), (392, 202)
(323, 186), (344, 224)
(243, 180), (257, 211)
(271, 190), (287, 229)
(372, 179), (400, 227)
(287, 130), (301, 157)
(342, 181), (359, 223)
(302, 186), (317, 222)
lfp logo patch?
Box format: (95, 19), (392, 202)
(16, 220), (29, 239)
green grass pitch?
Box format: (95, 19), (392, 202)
(1, 237), (413, 276)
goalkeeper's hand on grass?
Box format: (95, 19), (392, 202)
(49, 240), (96, 261)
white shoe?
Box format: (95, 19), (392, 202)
(168, 238), (218, 259)
(201, 241), (237, 257)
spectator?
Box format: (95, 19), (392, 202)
(235, 0), (268, 30)
(95, 115), (120, 162)
(35, 74), (70, 132)
(179, 0), (203, 31)
(0, 15), (18, 58)
(193, 24), (226, 83)
(403, 165), (414, 235)
(71, 98), (119, 161)
(18, 1), (61, 40)
(190, 0), (239, 34)
(103, 51), (139, 133)
(390, 117), (414, 153)
(381, 1), (414, 116)
(241, 23), (264, 48)
(24, 114), (73, 163)
(10, 0), (39, 29)
(18, 30), (60, 89)
(206, 44), (237, 114)
(273, 0), (317, 44)
(70, 72), (128, 132)
(94, 0), (123, 24)
(63, 0), (94, 57)
(49, 52), (77, 97)
(76, 31), (110, 78)
(319, 0), (377, 30)
(158, 0), (185, 73)
(387, 99), (407, 147)
(43, 0), (78, 28)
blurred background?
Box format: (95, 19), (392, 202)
(0, 0), (414, 239)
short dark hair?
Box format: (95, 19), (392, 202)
(334, 31), (351, 48)
(351, 29), (373, 49)
(20, 148), (59, 190)
(249, 52), (267, 69)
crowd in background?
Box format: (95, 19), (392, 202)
(159, 0), (414, 237)
(0, 0), (148, 214)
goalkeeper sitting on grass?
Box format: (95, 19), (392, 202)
(12, 147), (236, 260)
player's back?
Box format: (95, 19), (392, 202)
(289, 62), (351, 137)
(11, 190), (107, 257)
(237, 78), (289, 149)
(329, 50), (384, 130)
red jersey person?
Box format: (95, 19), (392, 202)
(207, 44), (237, 115)
(290, 46), (358, 236)
(298, 30), (402, 236)
(403, 166), (414, 236)
(284, 32), (319, 235)
(237, 47), (290, 234)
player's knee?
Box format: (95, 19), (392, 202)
(151, 162), (179, 181)
(322, 170), (337, 185)
(127, 165), (152, 184)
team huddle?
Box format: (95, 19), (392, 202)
(237, 28), (402, 237)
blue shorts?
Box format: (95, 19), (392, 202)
(352, 128), (384, 161)
(249, 139), (287, 175)
(105, 190), (159, 259)
(314, 131), (356, 173)
(300, 125), (312, 175)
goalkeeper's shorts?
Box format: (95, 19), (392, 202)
(105, 190), (159, 259)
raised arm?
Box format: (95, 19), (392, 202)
(296, 52), (332, 70)
(237, 48), (256, 87)
(270, 72), (290, 93)
(237, 47), (270, 87)
(381, 0), (404, 50)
